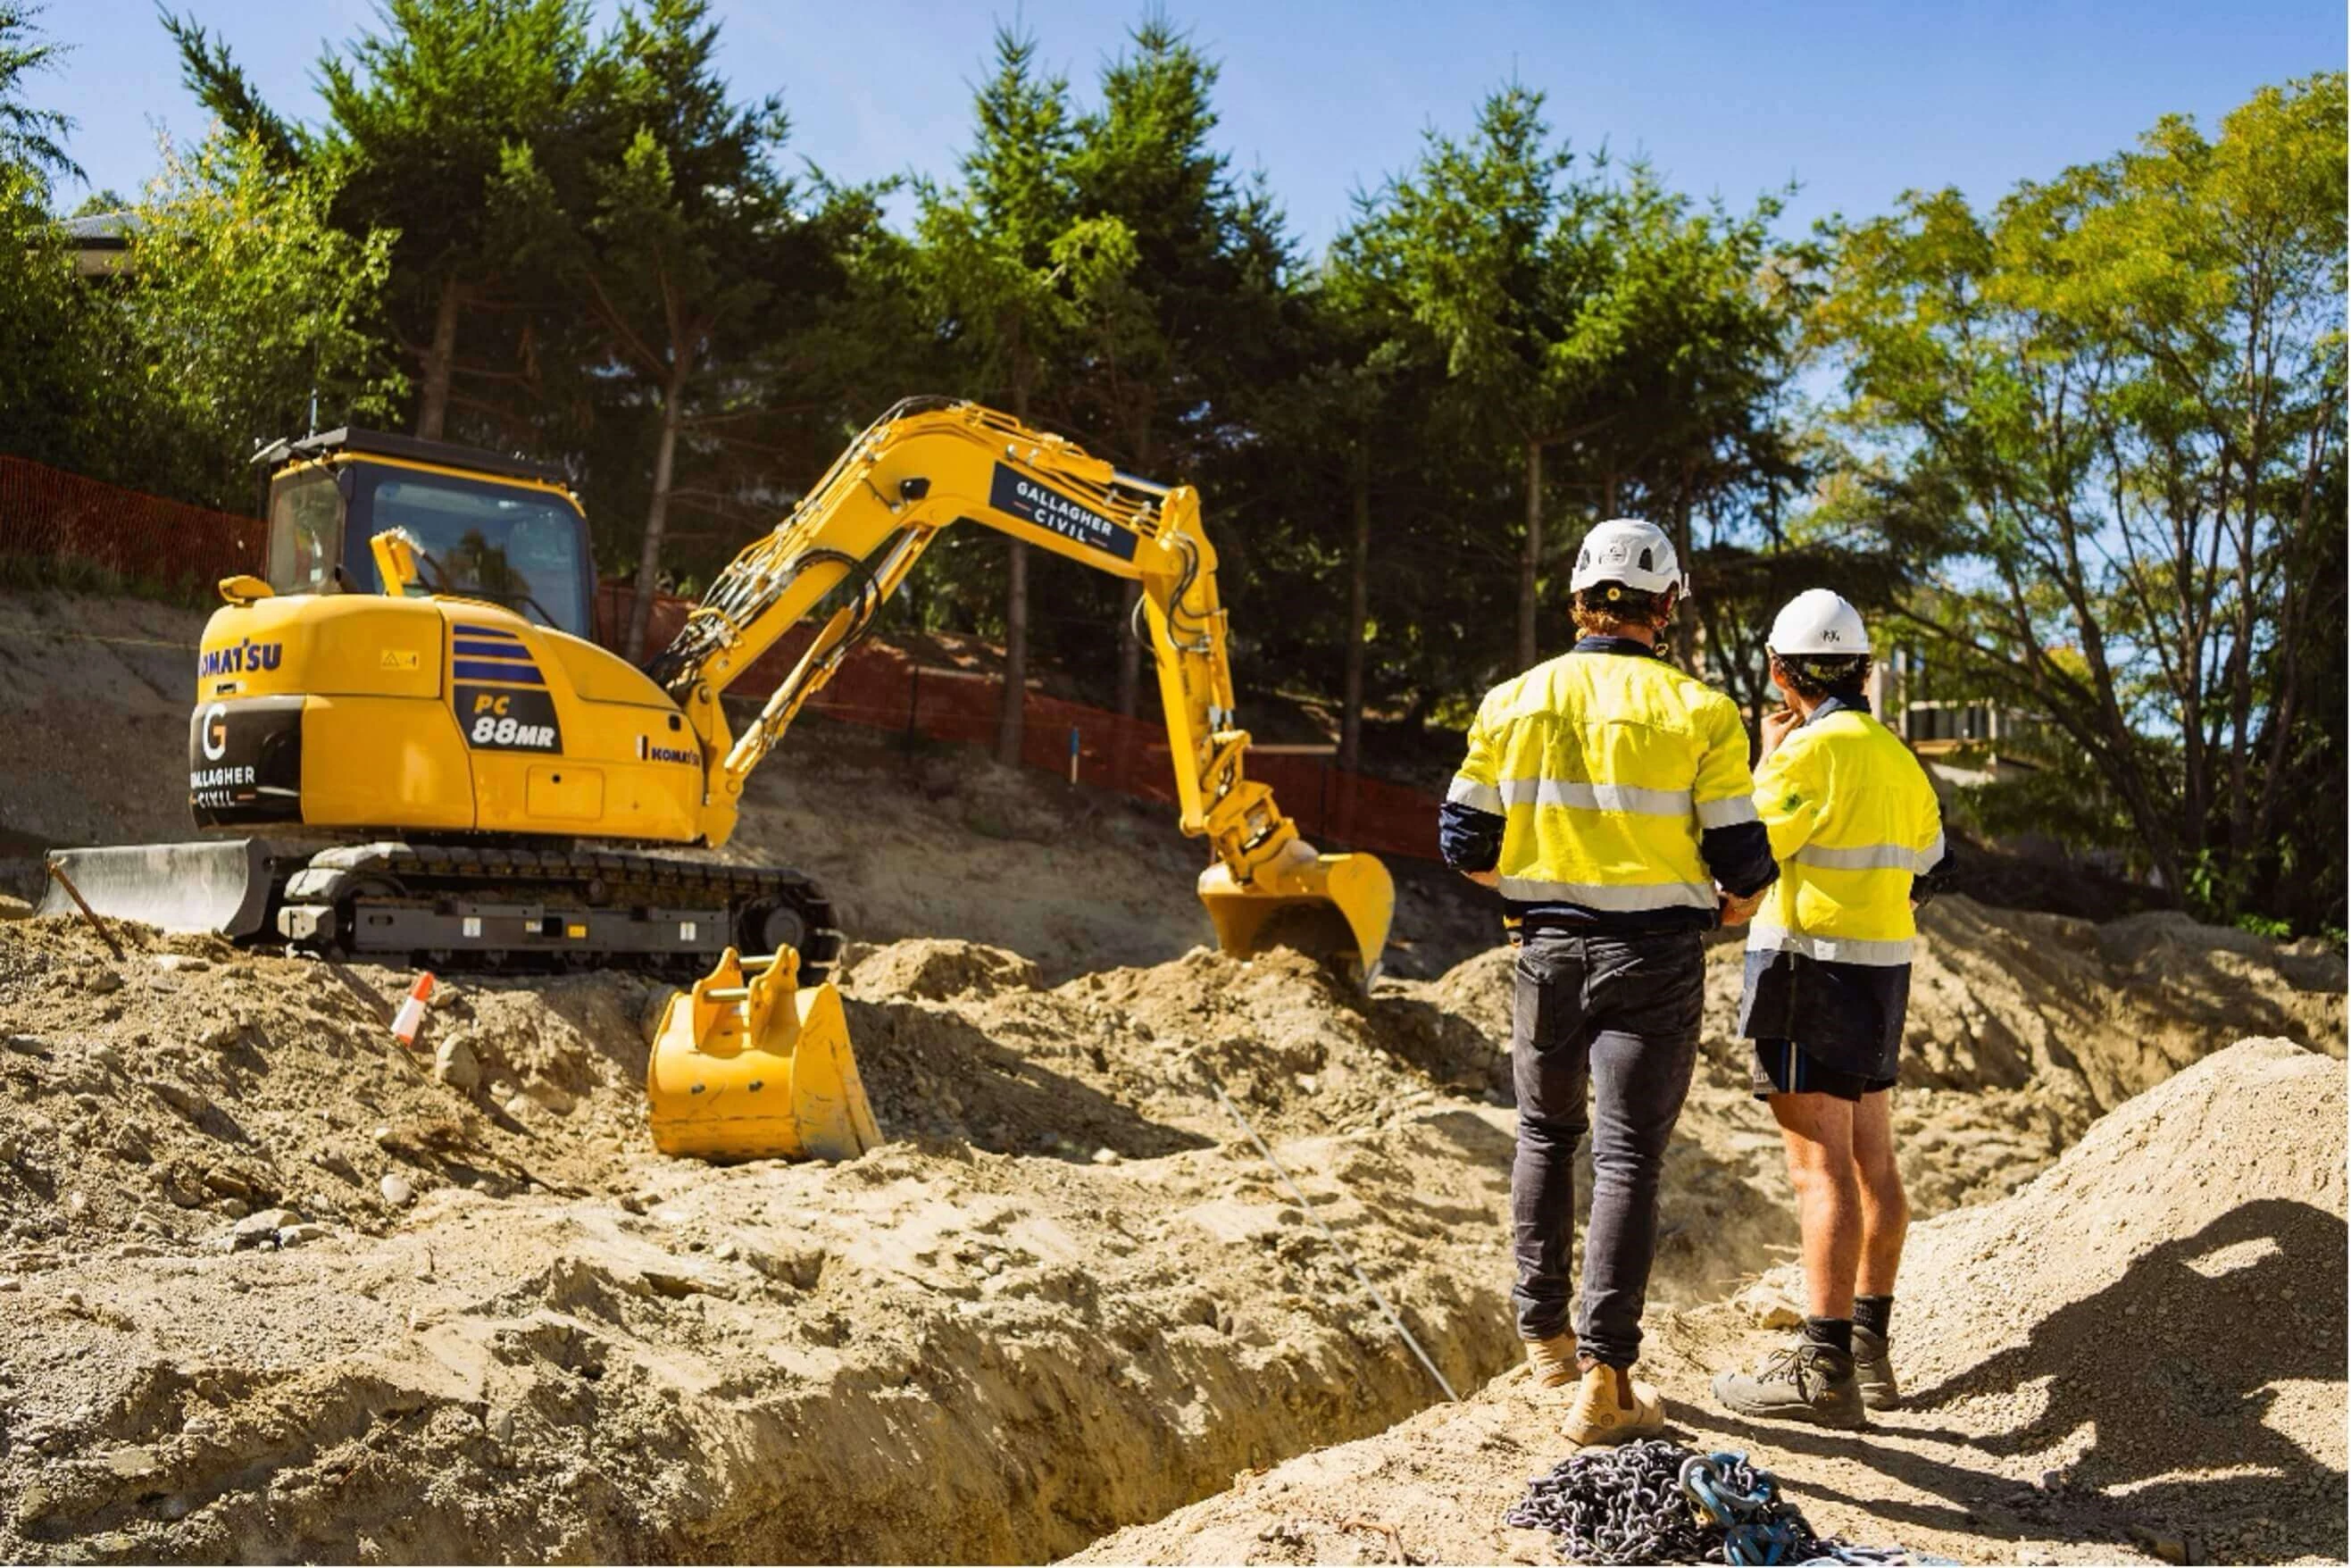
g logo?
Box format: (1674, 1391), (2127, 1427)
(201, 702), (229, 762)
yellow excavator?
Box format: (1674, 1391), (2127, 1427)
(46, 398), (1394, 1160)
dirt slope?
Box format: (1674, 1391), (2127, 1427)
(1073, 1038), (2347, 1567)
(1426, 895), (2345, 1309)
(0, 588), (1496, 980)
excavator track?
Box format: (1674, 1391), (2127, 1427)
(268, 840), (843, 981)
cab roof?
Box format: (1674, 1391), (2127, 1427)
(258, 426), (571, 489)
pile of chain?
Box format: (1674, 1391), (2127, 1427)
(1505, 1439), (1853, 1565)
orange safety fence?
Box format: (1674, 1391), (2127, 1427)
(597, 583), (1446, 863)
(0, 455), (263, 588)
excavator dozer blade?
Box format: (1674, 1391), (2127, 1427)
(646, 947), (880, 1163)
(1197, 850), (1396, 984)
(38, 839), (295, 938)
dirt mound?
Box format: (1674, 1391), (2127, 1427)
(1074, 1037), (2347, 1566)
(1847, 1037), (2347, 1564)
(1663, 896), (2345, 1248)
(0, 919), (667, 1247)
(841, 938), (1045, 1003)
(0, 915), (1523, 1563)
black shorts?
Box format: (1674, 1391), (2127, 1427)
(1749, 1039), (1895, 1102)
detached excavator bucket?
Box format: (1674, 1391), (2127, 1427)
(646, 947), (880, 1163)
(1197, 849), (1396, 984)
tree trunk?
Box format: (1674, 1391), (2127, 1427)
(995, 369), (1032, 768)
(1340, 453), (1371, 774)
(1672, 454), (1697, 667)
(415, 275), (463, 441)
(1116, 418), (1153, 721)
(623, 362), (689, 664)
(1517, 439), (1543, 671)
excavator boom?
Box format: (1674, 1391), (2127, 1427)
(650, 396), (1396, 978)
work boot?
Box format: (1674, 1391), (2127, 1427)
(1852, 1326), (1901, 1410)
(1712, 1341), (1866, 1429)
(1561, 1356), (1665, 1446)
(1523, 1332), (1579, 1389)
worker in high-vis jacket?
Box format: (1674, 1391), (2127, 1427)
(1712, 588), (1953, 1429)
(1441, 518), (1778, 1447)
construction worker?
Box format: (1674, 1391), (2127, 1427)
(1712, 589), (1953, 1428)
(1441, 518), (1778, 1447)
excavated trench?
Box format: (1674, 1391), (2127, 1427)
(0, 923), (1531, 1563)
(0, 893), (2337, 1563)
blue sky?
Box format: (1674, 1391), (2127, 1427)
(25, 0), (2345, 249)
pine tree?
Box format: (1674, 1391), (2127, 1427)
(493, 0), (801, 660)
(914, 24), (1134, 764)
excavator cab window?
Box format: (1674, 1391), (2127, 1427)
(266, 467), (342, 596)
(338, 465), (595, 637)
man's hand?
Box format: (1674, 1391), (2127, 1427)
(1757, 705), (1801, 764)
(1717, 887), (1764, 927)
(1463, 869), (1501, 889)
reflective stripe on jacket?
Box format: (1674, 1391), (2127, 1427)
(1439, 637), (1776, 932)
(1738, 693), (1948, 1075)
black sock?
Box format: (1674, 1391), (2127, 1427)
(1803, 1315), (1854, 1357)
(1853, 1295), (1893, 1341)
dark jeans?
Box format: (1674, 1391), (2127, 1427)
(1511, 926), (1705, 1365)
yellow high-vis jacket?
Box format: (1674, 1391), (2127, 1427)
(1440, 637), (1777, 931)
(1738, 693), (1952, 1074)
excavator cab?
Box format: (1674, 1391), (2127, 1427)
(259, 428), (596, 638)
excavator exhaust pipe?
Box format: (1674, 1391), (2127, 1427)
(646, 947), (880, 1163)
(1197, 848), (1396, 985)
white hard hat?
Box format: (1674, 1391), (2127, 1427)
(1767, 588), (1870, 656)
(1569, 518), (1685, 596)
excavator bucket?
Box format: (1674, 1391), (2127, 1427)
(646, 947), (880, 1163)
(1197, 850), (1396, 985)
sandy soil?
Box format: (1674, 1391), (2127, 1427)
(0, 585), (2341, 1565)
(1074, 1038), (2347, 1567)
(0, 899), (2336, 1564)
(0, 918), (1530, 1563)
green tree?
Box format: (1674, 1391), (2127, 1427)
(1815, 73), (2347, 926)
(112, 129), (403, 505)
(0, 2), (76, 181)
(494, 0), (808, 660)
(0, 162), (98, 472)
(1582, 165), (1819, 676)
(1062, 14), (1292, 720)
(1355, 84), (1600, 672)
(169, 0), (601, 442)
(914, 23), (1134, 763)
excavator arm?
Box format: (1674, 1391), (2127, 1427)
(647, 397), (1394, 978)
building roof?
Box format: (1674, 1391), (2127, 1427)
(59, 211), (142, 248)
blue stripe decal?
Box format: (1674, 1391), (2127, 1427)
(454, 639), (536, 658)
(453, 623), (521, 641)
(453, 659), (544, 684)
